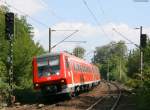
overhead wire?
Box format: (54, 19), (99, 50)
(96, 0), (139, 48)
(96, 0), (105, 15)
(51, 30), (79, 50)
(38, 0), (64, 21)
(82, 0), (112, 41)
(112, 28), (139, 47)
(82, 0), (114, 59)
(1, 1), (82, 52)
(2, 0), (49, 28)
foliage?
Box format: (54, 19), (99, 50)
(92, 41), (128, 82)
(125, 39), (150, 110)
(143, 39), (150, 79)
(127, 39), (150, 80)
(135, 80), (150, 110)
(0, 59), (7, 83)
(0, 6), (44, 92)
(0, 59), (9, 104)
(13, 16), (44, 88)
(125, 79), (142, 88)
(127, 49), (140, 78)
(73, 46), (86, 58)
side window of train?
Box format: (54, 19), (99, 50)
(85, 66), (87, 73)
(80, 65), (82, 72)
(92, 67), (94, 73)
(74, 63), (76, 71)
(79, 64), (81, 72)
(81, 65), (83, 73)
(84, 66), (86, 73)
(73, 63), (75, 71)
(76, 63), (78, 72)
(77, 64), (81, 72)
(83, 66), (85, 73)
(77, 64), (79, 72)
(65, 57), (70, 70)
(74, 63), (78, 72)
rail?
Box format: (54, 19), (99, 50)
(86, 81), (122, 110)
(110, 82), (122, 110)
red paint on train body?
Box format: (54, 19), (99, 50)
(32, 52), (101, 96)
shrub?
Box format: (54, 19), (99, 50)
(135, 80), (150, 110)
(125, 79), (142, 88)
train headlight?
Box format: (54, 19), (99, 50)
(35, 83), (39, 87)
(61, 79), (65, 83)
(56, 72), (59, 75)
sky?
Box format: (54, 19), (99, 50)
(0, 0), (150, 61)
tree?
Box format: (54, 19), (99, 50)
(0, 6), (45, 89)
(143, 39), (150, 80)
(13, 16), (44, 88)
(127, 49), (140, 78)
(0, 6), (9, 63)
(0, 59), (7, 87)
(126, 37), (150, 80)
(93, 41), (128, 81)
(73, 46), (86, 58)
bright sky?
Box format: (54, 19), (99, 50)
(0, 0), (150, 60)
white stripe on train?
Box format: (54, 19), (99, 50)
(67, 80), (100, 88)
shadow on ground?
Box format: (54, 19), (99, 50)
(14, 88), (71, 105)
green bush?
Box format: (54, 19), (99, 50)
(0, 60), (9, 104)
(125, 79), (142, 88)
(135, 80), (150, 110)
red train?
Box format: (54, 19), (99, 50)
(32, 52), (101, 97)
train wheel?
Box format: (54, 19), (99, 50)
(71, 92), (76, 97)
(85, 85), (89, 92)
(75, 87), (80, 96)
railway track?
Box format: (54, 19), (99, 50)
(110, 82), (121, 110)
(5, 81), (123, 110)
(39, 81), (122, 110)
(86, 81), (122, 110)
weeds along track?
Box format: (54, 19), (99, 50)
(86, 81), (122, 110)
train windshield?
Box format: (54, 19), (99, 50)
(37, 55), (60, 77)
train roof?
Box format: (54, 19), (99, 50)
(36, 52), (60, 59)
(36, 51), (75, 59)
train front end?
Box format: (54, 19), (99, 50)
(32, 53), (67, 96)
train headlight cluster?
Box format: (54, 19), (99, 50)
(56, 72), (59, 75)
(61, 79), (65, 83)
(35, 84), (39, 87)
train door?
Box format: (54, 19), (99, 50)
(65, 57), (74, 86)
(80, 64), (84, 85)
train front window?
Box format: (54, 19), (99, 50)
(37, 55), (60, 77)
